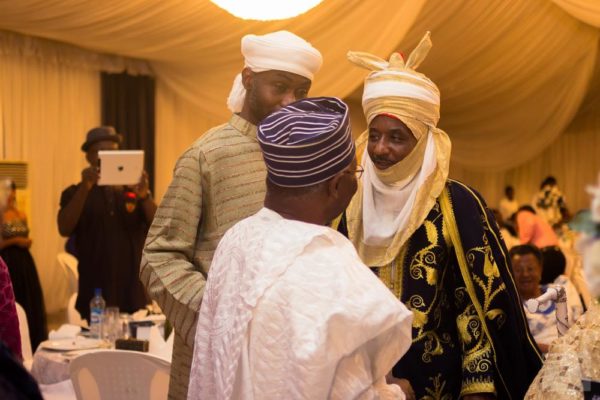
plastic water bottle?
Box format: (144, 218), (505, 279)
(89, 288), (106, 339)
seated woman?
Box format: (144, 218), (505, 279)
(510, 244), (582, 353)
(510, 244), (557, 353)
(514, 206), (586, 312)
(0, 180), (47, 349)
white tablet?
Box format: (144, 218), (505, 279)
(97, 150), (144, 186)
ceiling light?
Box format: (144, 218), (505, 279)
(211, 0), (324, 21)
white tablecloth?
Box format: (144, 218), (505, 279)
(39, 380), (76, 400)
(31, 348), (101, 385)
(32, 332), (173, 385)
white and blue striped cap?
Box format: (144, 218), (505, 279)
(258, 97), (355, 187)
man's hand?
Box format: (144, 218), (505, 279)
(463, 394), (496, 400)
(388, 376), (416, 400)
(133, 171), (150, 199)
(81, 167), (99, 190)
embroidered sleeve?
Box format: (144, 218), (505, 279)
(450, 226), (508, 396)
(454, 285), (496, 396)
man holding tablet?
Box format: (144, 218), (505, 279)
(58, 126), (157, 321)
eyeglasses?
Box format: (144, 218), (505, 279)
(345, 165), (364, 179)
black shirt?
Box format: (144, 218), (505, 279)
(60, 184), (149, 320)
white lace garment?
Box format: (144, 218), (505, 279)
(188, 208), (413, 399)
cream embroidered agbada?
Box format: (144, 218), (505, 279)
(188, 208), (413, 400)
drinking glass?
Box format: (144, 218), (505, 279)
(103, 306), (120, 346)
(120, 313), (132, 339)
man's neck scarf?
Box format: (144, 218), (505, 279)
(345, 32), (452, 266)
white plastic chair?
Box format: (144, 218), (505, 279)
(57, 252), (79, 293)
(69, 350), (170, 400)
(15, 302), (33, 369)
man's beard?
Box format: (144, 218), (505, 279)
(247, 87), (272, 123)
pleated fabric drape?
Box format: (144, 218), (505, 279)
(0, 43), (100, 313)
(552, 0), (600, 28)
(0, 0), (597, 199)
(0, 0), (427, 199)
(101, 72), (156, 193)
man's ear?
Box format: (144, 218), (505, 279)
(326, 173), (344, 200)
(241, 68), (254, 91)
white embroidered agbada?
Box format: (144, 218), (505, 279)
(187, 208), (413, 400)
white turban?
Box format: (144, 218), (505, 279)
(227, 31), (323, 113)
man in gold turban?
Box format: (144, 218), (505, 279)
(341, 32), (543, 399)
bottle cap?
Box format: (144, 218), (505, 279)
(94, 288), (102, 296)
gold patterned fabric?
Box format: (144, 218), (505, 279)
(525, 302), (600, 399)
(339, 180), (544, 398)
(373, 183), (494, 398)
(140, 114), (266, 399)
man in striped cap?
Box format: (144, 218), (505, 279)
(187, 97), (414, 400)
(141, 31), (322, 399)
(341, 33), (543, 399)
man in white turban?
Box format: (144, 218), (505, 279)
(340, 32), (543, 400)
(227, 30), (322, 114)
(141, 31), (322, 400)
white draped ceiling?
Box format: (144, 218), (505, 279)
(0, 0), (426, 105)
(0, 0), (597, 174)
(380, 0), (598, 171)
(2, 0), (597, 169)
(553, 0), (600, 28)
(0, 0), (599, 311)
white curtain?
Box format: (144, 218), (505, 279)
(346, 0), (599, 171)
(0, 30), (151, 74)
(0, 0), (428, 199)
(451, 86), (600, 214)
(150, 0), (427, 198)
(154, 80), (225, 197)
(345, 80), (600, 214)
(0, 34), (101, 314)
(0, 0), (598, 196)
(395, 0), (600, 212)
(552, 0), (600, 28)
(1, 0), (598, 195)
